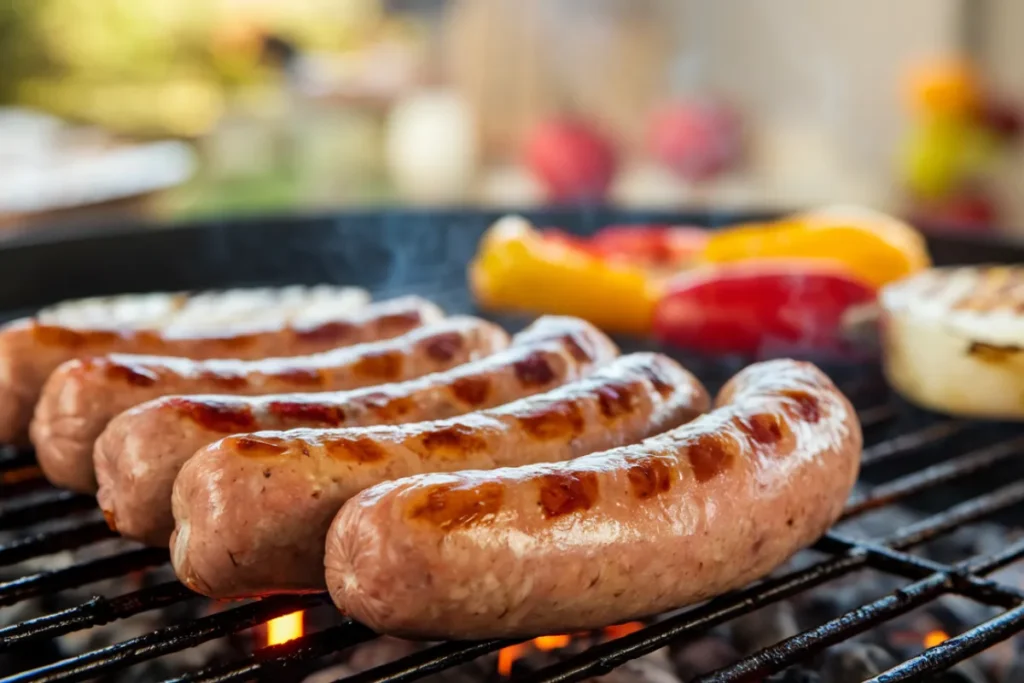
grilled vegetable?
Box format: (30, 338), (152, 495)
(653, 262), (877, 357)
(700, 205), (931, 288)
(880, 265), (1024, 420)
(469, 216), (660, 334)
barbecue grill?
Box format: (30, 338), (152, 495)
(1, 209), (1024, 683)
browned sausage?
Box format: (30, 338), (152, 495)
(0, 289), (438, 444)
(170, 352), (710, 598)
(33, 316), (505, 493)
(96, 316), (619, 546)
(325, 359), (862, 638)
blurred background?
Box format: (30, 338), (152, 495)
(0, 0), (1021, 237)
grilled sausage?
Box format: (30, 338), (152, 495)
(33, 316), (504, 493)
(325, 359), (861, 638)
(171, 352), (710, 598)
(0, 286), (432, 445)
(96, 316), (618, 546)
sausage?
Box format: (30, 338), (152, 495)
(33, 316), (504, 493)
(170, 352), (710, 598)
(0, 288), (441, 445)
(96, 316), (618, 546)
(325, 359), (861, 639)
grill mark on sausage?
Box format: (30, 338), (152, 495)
(561, 334), (592, 362)
(781, 390), (822, 423)
(197, 370), (251, 390)
(517, 402), (585, 440)
(359, 392), (416, 420)
(270, 368), (323, 387)
(688, 434), (737, 482)
(169, 398), (257, 432)
(626, 457), (674, 499)
(227, 435), (290, 457)
(266, 401), (346, 426)
(102, 362), (160, 387)
(377, 311), (425, 334)
(538, 471), (599, 518)
(353, 351), (404, 380)
(640, 364), (675, 398)
(596, 382), (639, 420)
(325, 437), (388, 463)
(450, 376), (491, 406)
(738, 413), (787, 446)
(294, 321), (357, 344)
(424, 332), (465, 362)
(406, 482), (504, 531)
(420, 425), (489, 457)
(513, 352), (557, 387)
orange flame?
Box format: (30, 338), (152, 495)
(923, 629), (949, 648)
(497, 623), (644, 676)
(266, 611), (304, 646)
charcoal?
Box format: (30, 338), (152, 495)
(764, 668), (821, 683)
(931, 660), (989, 683)
(820, 643), (896, 683)
(728, 602), (799, 655)
(670, 636), (739, 679)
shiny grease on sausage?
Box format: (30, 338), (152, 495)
(34, 316), (505, 493)
(96, 316), (618, 546)
(325, 359), (861, 639)
(170, 352), (710, 598)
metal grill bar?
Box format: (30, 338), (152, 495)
(0, 520), (114, 567)
(337, 639), (518, 683)
(691, 541), (1024, 681)
(0, 548), (168, 608)
(859, 421), (967, 466)
(0, 492), (95, 530)
(0, 448), (37, 473)
(1, 594), (329, 683)
(167, 621), (377, 683)
(865, 605), (1024, 682)
(0, 581), (195, 651)
(843, 435), (1024, 517)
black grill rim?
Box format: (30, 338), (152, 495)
(1, 210), (1024, 683)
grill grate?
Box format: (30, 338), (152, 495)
(3, 347), (1024, 683)
(1, 217), (1024, 682)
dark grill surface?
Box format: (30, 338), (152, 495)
(1, 210), (1023, 683)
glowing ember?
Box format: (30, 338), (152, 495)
(923, 629), (950, 648)
(497, 623), (645, 675)
(266, 611), (304, 646)
(534, 634), (571, 650)
(603, 622), (644, 640)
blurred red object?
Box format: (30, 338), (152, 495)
(653, 262), (876, 357)
(525, 120), (618, 202)
(543, 225), (708, 269)
(978, 99), (1023, 142)
(647, 100), (744, 181)
(909, 190), (998, 233)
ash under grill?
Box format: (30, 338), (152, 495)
(1, 210), (1023, 682)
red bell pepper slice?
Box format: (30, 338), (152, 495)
(542, 225), (709, 268)
(589, 225), (709, 267)
(652, 262), (877, 357)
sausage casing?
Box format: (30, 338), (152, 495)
(170, 352), (710, 598)
(96, 316), (618, 546)
(0, 286), (381, 443)
(325, 359), (861, 638)
(34, 315), (504, 493)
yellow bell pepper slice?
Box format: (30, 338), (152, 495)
(469, 216), (660, 335)
(700, 205), (931, 288)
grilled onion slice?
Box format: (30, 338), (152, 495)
(880, 266), (1024, 419)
